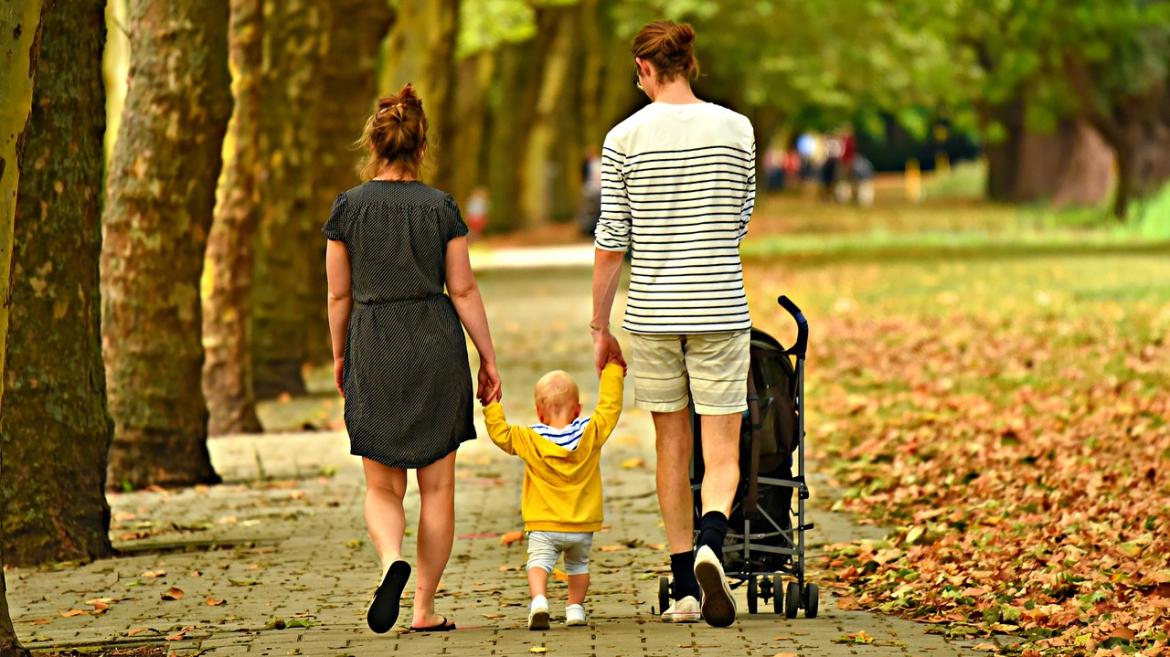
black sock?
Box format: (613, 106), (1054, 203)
(670, 551), (700, 600)
(697, 511), (729, 562)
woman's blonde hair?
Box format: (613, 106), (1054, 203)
(356, 83), (428, 180)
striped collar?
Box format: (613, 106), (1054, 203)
(530, 417), (589, 452)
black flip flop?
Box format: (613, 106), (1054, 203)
(409, 616), (457, 632)
(367, 560), (411, 633)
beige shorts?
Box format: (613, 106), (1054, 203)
(628, 330), (750, 415)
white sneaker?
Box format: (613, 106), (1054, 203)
(528, 595), (550, 631)
(694, 545), (736, 627)
(565, 604), (587, 626)
(660, 595), (701, 623)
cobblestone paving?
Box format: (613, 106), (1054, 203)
(10, 266), (985, 656)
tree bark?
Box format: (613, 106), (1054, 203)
(486, 8), (561, 232)
(251, 0), (325, 398)
(0, 1), (44, 653)
(301, 0), (394, 366)
(1065, 59), (1170, 219)
(382, 0), (458, 190)
(1, 0), (113, 565)
(202, 0), (264, 435)
(102, 0), (232, 488)
(523, 4), (582, 224)
(979, 96), (1114, 206)
(447, 53), (494, 207)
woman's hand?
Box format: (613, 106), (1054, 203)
(333, 357), (345, 398)
(592, 328), (626, 376)
(477, 360), (502, 406)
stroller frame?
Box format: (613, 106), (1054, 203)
(657, 295), (818, 619)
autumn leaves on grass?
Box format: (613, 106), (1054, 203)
(813, 310), (1170, 656)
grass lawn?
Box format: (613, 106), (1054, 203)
(743, 193), (1169, 656)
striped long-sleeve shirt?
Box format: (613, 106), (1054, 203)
(595, 101), (756, 334)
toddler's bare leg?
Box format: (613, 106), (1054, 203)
(567, 573), (589, 606)
(528, 567), (550, 599)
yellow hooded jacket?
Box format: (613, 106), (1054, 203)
(483, 363), (624, 532)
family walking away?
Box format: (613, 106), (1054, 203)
(323, 18), (773, 634)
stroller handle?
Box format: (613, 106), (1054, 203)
(777, 295), (809, 359)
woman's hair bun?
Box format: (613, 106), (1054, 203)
(357, 83), (429, 179)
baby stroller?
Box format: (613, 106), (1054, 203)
(657, 296), (818, 618)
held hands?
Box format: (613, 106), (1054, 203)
(477, 360), (503, 406)
(592, 326), (627, 376)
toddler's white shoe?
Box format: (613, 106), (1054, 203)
(565, 604), (587, 627)
(528, 595), (550, 631)
(660, 595), (701, 623)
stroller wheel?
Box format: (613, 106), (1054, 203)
(747, 576), (758, 614)
(804, 583), (819, 619)
(784, 581), (800, 619)
(658, 576), (670, 615)
(771, 576), (783, 615)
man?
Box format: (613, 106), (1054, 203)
(589, 20), (756, 629)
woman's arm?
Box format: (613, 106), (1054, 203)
(325, 240), (353, 396)
(445, 236), (502, 404)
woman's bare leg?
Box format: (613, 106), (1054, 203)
(411, 451), (456, 627)
(362, 458), (408, 572)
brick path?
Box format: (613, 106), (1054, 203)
(9, 265), (990, 656)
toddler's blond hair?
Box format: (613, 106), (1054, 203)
(534, 370), (580, 418)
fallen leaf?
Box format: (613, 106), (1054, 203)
(30, 618), (52, 625)
(126, 627), (153, 637)
(161, 587), (184, 601)
(165, 631), (186, 641)
(598, 544), (627, 552)
(60, 609), (87, 618)
(529, 648), (548, 654)
(142, 569), (166, 579)
(206, 597), (226, 606)
(972, 644), (999, 652)
(552, 568), (569, 582)
(772, 653), (799, 657)
(620, 457), (645, 469)
(500, 530), (524, 546)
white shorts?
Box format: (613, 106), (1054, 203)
(526, 531), (593, 576)
(629, 330), (750, 415)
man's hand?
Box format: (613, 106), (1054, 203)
(592, 327), (626, 376)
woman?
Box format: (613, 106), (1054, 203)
(590, 20), (756, 628)
(324, 84), (501, 633)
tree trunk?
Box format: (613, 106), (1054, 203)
(523, 4), (582, 224)
(251, 0), (326, 398)
(102, 0), (231, 488)
(486, 8), (561, 232)
(979, 96), (1114, 206)
(382, 0), (458, 190)
(1, 0), (113, 565)
(447, 53), (494, 207)
(301, 0), (393, 366)
(202, 0), (264, 435)
(1, 1), (45, 653)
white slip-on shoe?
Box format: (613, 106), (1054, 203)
(694, 545), (736, 627)
(565, 604), (587, 626)
(659, 595), (701, 623)
(528, 595), (550, 631)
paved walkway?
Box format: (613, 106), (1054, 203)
(10, 426), (981, 656)
(9, 265), (984, 656)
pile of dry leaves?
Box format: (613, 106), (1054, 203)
(812, 310), (1169, 656)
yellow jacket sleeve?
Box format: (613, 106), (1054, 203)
(590, 362), (625, 445)
(483, 402), (530, 458)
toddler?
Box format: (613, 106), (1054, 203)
(483, 361), (624, 630)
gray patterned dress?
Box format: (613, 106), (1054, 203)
(322, 180), (475, 468)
